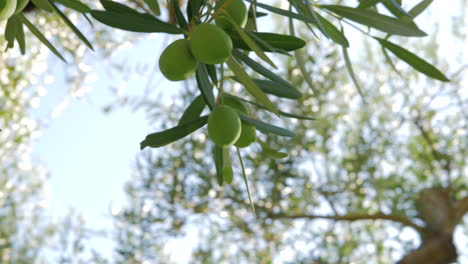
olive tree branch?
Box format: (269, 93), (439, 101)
(266, 211), (424, 233)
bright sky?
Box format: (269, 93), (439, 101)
(30, 32), (183, 259)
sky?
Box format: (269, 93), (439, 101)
(25, 0), (468, 263)
(30, 32), (182, 259)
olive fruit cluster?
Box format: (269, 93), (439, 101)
(207, 95), (256, 148)
(0, 0), (29, 21)
(158, 0), (247, 81)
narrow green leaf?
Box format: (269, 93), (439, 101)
(253, 79), (302, 99)
(222, 147), (233, 184)
(358, 0), (381, 9)
(18, 14), (67, 62)
(232, 49), (295, 90)
(245, 31), (289, 55)
(376, 37), (450, 82)
(239, 115), (295, 137)
(4, 17), (18, 44)
(205, 64), (218, 85)
(290, 0), (327, 36)
(229, 31), (306, 52)
(223, 11), (276, 69)
(172, 0), (188, 30)
(82, 13), (94, 27)
(288, 0), (319, 37)
(232, 96), (315, 120)
(140, 115), (208, 149)
(342, 45), (366, 100)
(15, 17), (26, 54)
(186, 0), (205, 22)
(90, 10), (183, 34)
(213, 145), (224, 186)
(277, 111), (315, 120)
(381, 45), (402, 77)
(236, 147), (256, 216)
(226, 57), (279, 116)
(99, 0), (140, 14)
(54, 0), (91, 13)
(178, 95), (206, 125)
(248, 10), (267, 18)
(305, 0), (327, 36)
(409, 0), (433, 18)
(244, 0), (314, 24)
(288, 17), (316, 94)
(257, 139), (288, 159)
(144, 0), (161, 15)
(49, 0), (94, 50)
(195, 63), (216, 110)
(31, 0), (53, 12)
(264, 149), (288, 159)
(320, 5), (427, 37)
(315, 13), (349, 47)
(382, 0), (411, 18)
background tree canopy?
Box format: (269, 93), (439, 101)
(1, 0), (467, 263)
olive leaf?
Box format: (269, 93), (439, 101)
(229, 31), (306, 52)
(236, 147), (256, 216)
(195, 64), (216, 110)
(213, 145), (224, 186)
(320, 5), (427, 37)
(140, 116), (208, 149)
(239, 115), (295, 137)
(226, 57), (279, 116)
(232, 49), (296, 91)
(91, 2), (183, 34)
(18, 14), (67, 62)
(178, 95), (206, 125)
(376, 37), (450, 82)
(48, 0), (94, 50)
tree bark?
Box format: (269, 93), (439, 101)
(398, 187), (467, 264)
(397, 234), (457, 264)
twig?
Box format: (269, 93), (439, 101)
(266, 211), (424, 233)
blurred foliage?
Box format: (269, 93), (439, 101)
(0, 0), (145, 263)
(0, 0), (466, 263)
(111, 1), (468, 263)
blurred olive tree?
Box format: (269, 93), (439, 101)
(111, 1), (468, 263)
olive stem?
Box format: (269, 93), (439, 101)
(216, 63), (225, 106)
(206, 0), (236, 24)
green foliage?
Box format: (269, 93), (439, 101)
(1, 0), (464, 262)
(106, 1), (466, 262)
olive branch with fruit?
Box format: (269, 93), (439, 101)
(1, 0), (450, 213)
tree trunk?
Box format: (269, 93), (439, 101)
(397, 234), (457, 264)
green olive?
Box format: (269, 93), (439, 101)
(159, 39), (198, 81)
(208, 105), (241, 146)
(14, 0), (29, 14)
(235, 122), (256, 148)
(220, 94), (256, 148)
(215, 0), (248, 30)
(221, 94), (248, 115)
(0, 0), (17, 21)
(189, 24), (232, 64)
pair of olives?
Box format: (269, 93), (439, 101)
(158, 0), (247, 81)
(208, 95), (256, 148)
(0, 0), (29, 21)
(158, 24), (232, 81)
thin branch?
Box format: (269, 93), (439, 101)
(412, 116), (452, 184)
(266, 212), (424, 233)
